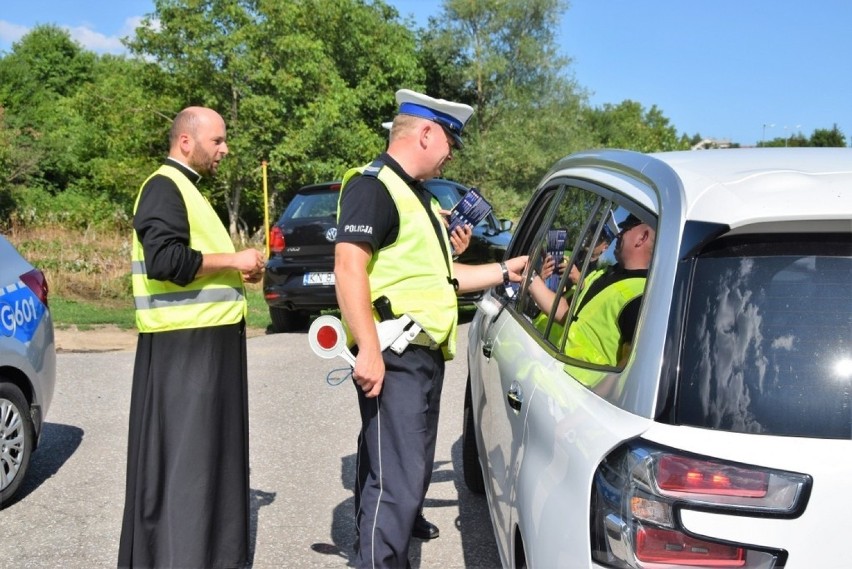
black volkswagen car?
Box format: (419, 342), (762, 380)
(263, 179), (513, 332)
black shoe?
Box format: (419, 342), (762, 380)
(411, 512), (439, 540)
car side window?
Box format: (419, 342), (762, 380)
(515, 184), (600, 330)
(423, 181), (460, 211)
(514, 182), (657, 381)
(518, 186), (616, 345)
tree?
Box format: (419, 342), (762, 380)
(810, 124), (847, 147)
(420, 0), (592, 218)
(583, 100), (688, 153)
(69, 54), (179, 208)
(0, 25), (94, 112)
(0, 26), (97, 195)
(0, 107), (40, 189)
(126, 0), (423, 237)
(0, 107), (40, 222)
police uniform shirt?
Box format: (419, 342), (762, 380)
(336, 152), (446, 253)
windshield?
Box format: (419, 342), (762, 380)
(676, 240), (851, 439)
(282, 191), (339, 220)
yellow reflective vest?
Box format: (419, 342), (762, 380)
(533, 266), (608, 345)
(339, 162), (459, 359)
(131, 164), (246, 332)
(563, 273), (645, 368)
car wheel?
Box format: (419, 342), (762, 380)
(0, 381), (34, 508)
(462, 376), (486, 494)
(269, 307), (310, 333)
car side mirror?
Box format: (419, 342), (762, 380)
(499, 219), (513, 232)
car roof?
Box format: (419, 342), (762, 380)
(547, 148), (852, 232)
(298, 181), (342, 193)
(654, 148), (852, 229)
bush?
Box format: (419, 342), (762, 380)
(9, 186), (130, 231)
(8, 225), (132, 305)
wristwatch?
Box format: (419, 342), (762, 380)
(499, 261), (510, 285)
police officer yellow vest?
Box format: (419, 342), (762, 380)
(563, 275), (645, 368)
(340, 163), (458, 359)
(131, 164), (246, 332)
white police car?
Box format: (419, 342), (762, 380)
(0, 235), (56, 508)
(463, 148), (852, 568)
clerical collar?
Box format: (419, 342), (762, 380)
(165, 157), (202, 184)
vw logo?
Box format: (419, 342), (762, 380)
(325, 227), (337, 242)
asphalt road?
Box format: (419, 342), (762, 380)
(1, 322), (503, 568)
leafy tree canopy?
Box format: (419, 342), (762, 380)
(420, 0), (593, 216)
(583, 100), (689, 153)
(3, 0), (844, 233)
(810, 124), (847, 147)
(125, 0), (424, 235)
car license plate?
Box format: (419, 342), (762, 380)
(303, 272), (335, 286)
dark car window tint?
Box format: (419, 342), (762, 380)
(423, 181), (460, 211)
(284, 192), (339, 220)
(676, 245), (852, 439)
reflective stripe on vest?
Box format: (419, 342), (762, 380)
(339, 164), (459, 359)
(131, 164), (246, 332)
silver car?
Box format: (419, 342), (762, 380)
(464, 148), (852, 568)
(0, 235), (56, 508)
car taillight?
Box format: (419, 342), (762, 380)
(20, 268), (49, 307)
(269, 225), (285, 253)
(591, 440), (809, 568)
(656, 455), (768, 499)
(636, 526), (744, 566)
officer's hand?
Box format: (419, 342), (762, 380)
(449, 223), (472, 256)
(568, 264), (581, 285)
(506, 255), (528, 282)
(540, 254), (556, 280)
(353, 347), (385, 398)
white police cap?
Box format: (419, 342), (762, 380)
(390, 89), (474, 147)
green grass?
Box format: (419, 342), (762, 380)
(51, 285), (272, 331)
(50, 297), (136, 330)
(8, 227), (276, 332)
(245, 285), (271, 330)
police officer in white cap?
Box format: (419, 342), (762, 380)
(335, 89), (527, 568)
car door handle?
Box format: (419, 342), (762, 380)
(482, 338), (494, 358)
(507, 381), (523, 412)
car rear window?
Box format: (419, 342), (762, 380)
(282, 191), (339, 220)
(675, 237), (852, 439)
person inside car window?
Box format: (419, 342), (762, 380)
(529, 213), (655, 369)
(557, 224), (616, 287)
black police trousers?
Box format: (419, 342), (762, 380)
(353, 344), (445, 569)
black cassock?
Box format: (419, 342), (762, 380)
(118, 324), (249, 568)
(118, 161), (249, 568)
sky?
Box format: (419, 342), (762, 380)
(1, 0), (850, 147)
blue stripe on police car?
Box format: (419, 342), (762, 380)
(0, 281), (46, 341)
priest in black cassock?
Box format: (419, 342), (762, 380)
(118, 106), (265, 569)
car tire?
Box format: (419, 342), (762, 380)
(462, 376), (486, 494)
(269, 307), (310, 333)
(0, 381), (34, 508)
